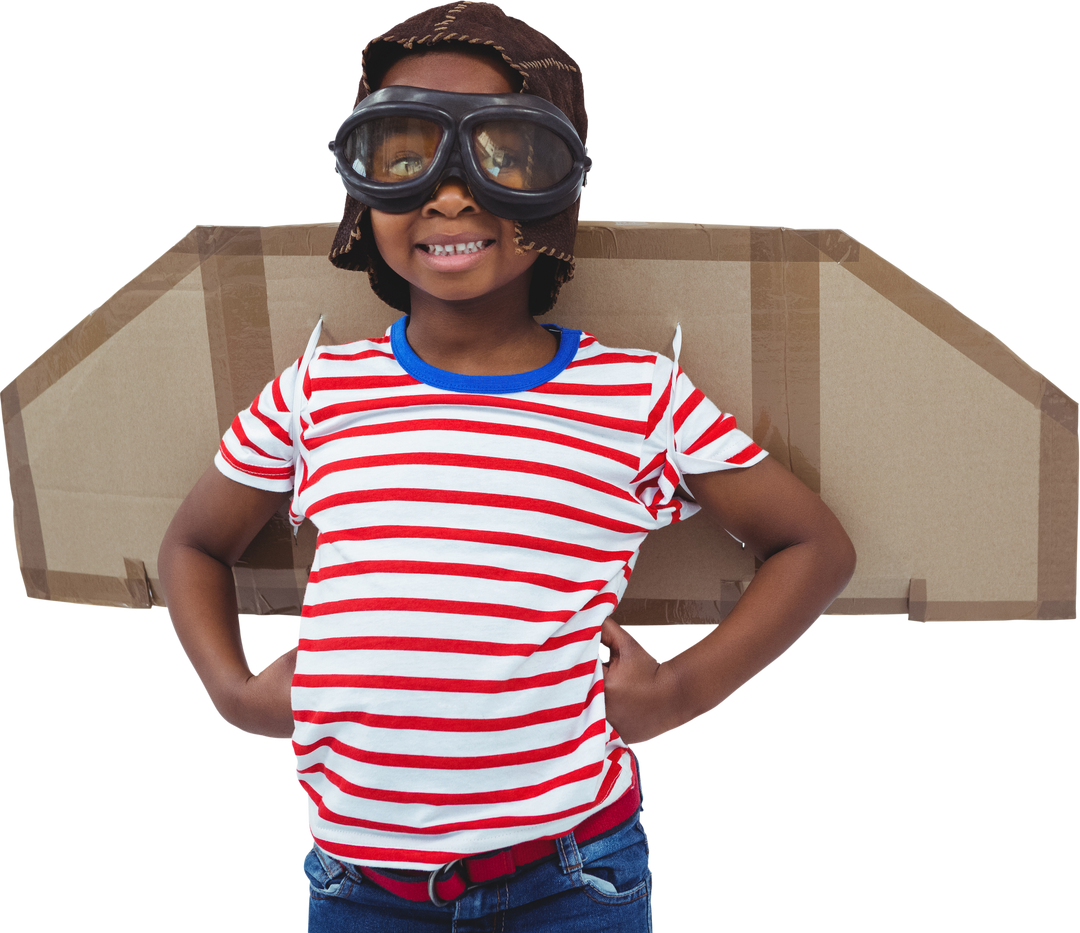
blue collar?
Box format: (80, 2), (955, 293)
(390, 316), (581, 394)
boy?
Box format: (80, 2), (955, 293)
(158, 3), (855, 929)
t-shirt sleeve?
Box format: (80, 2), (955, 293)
(669, 364), (766, 475)
(214, 359), (300, 493)
(635, 356), (766, 524)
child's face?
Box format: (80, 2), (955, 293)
(368, 52), (540, 310)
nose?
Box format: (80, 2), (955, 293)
(422, 176), (480, 218)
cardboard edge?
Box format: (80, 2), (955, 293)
(2, 380), (49, 600)
(1039, 409), (1078, 616)
(4, 222), (204, 412)
(829, 224), (1075, 418)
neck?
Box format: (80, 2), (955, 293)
(404, 283), (558, 377)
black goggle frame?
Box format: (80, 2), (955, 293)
(329, 85), (591, 222)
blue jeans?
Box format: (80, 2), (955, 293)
(305, 809), (652, 932)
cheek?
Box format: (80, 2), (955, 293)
(511, 248), (541, 282)
(369, 210), (411, 272)
(496, 219), (539, 275)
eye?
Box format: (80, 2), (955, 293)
(350, 117), (442, 183)
(475, 130), (520, 178)
(473, 121), (575, 190)
(386, 152), (426, 178)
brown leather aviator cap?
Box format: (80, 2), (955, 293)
(328, 2), (588, 314)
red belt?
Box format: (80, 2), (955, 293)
(358, 769), (641, 906)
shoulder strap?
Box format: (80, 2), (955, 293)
(291, 317), (323, 530)
(666, 322), (683, 464)
(668, 323), (745, 547)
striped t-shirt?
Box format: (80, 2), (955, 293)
(216, 317), (766, 869)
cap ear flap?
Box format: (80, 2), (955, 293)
(358, 209), (412, 313)
(528, 253), (573, 316)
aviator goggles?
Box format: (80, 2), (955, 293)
(329, 86), (591, 222)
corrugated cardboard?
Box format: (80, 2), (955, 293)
(3, 222), (1075, 621)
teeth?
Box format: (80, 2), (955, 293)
(426, 240), (486, 256)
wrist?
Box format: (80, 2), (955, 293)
(216, 652), (296, 738)
(648, 660), (691, 738)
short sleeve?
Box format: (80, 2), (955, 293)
(669, 365), (766, 475)
(214, 360), (300, 493)
(635, 355), (766, 525)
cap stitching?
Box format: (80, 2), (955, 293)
(514, 57), (579, 74)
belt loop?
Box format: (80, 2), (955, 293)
(555, 830), (583, 876)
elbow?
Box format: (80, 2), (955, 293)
(840, 532), (857, 588)
(157, 524), (178, 605)
(831, 523), (857, 593)
(804, 506), (856, 598)
(157, 511), (193, 606)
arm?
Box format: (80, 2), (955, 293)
(601, 456), (856, 743)
(158, 466), (295, 737)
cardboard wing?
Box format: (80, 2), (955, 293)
(3, 222), (1076, 621)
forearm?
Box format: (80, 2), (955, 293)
(602, 458), (856, 744)
(160, 541), (295, 738)
(666, 529), (852, 726)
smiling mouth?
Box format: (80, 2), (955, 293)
(417, 239), (495, 256)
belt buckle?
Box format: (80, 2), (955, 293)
(427, 859), (463, 907)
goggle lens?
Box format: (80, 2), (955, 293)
(345, 117), (442, 183)
(472, 121), (575, 191)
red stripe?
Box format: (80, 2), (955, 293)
(673, 387), (705, 433)
(230, 418), (278, 462)
(305, 416), (637, 468)
(645, 381), (670, 436)
(310, 393), (645, 436)
(566, 351), (656, 368)
(303, 452), (638, 506)
(307, 488), (647, 535)
(217, 441), (292, 481)
(248, 407), (291, 449)
(299, 759), (602, 807)
(310, 374), (419, 391)
(727, 443), (764, 465)
(293, 680), (605, 732)
(319, 348), (394, 362)
(292, 659), (597, 693)
(596, 748), (627, 801)
(302, 595), (577, 624)
(683, 413), (737, 455)
(631, 449), (666, 484)
(634, 477), (659, 502)
(298, 627), (598, 657)
(293, 457), (311, 498)
(531, 382), (650, 396)
(249, 399), (292, 448)
(580, 592), (619, 612)
(316, 525), (634, 564)
(662, 461), (679, 489)
(308, 559), (608, 594)
(293, 719), (607, 771)
(272, 369), (290, 413)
